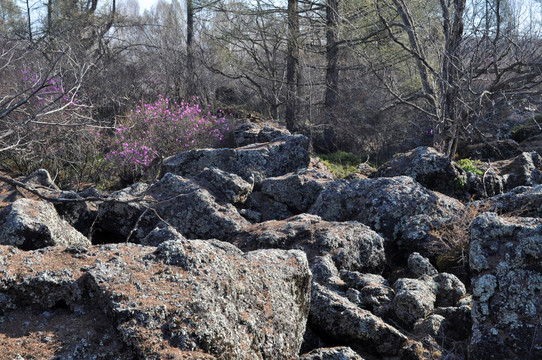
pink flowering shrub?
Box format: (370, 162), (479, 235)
(104, 95), (230, 182)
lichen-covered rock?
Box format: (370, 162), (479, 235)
(309, 176), (463, 242)
(261, 169), (334, 213)
(194, 167), (253, 204)
(399, 215), (452, 262)
(373, 147), (465, 198)
(432, 273), (466, 307)
(413, 314), (445, 338)
(161, 135), (310, 186)
(311, 255), (345, 288)
(478, 184), (542, 217)
(140, 223), (187, 246)
(96, 173), (249, 243)
(233, 122), (291, 147)
(341, 271), (394, 317)
(54, 190), (98, 237)
(408, 252), (438, 277)
(459, 139), (522, 161)
(393, 277), (436, 327)
(309, 283), (408, 356)
(22, 168), (60, 191)
(0, 199), (90, 250)
(234, 214), (386, 273)
(241, 191), (293, 222)
(0, 242), (311, 359)
(86, 241), (312, 359)
(469, 212), (542, 359)
(300, 346), (365, 360)
(496, 151), (542, 190)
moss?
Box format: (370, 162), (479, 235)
(317, 151), (361, 178)
(457, 158), (483, 175)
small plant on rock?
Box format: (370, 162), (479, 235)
(457, 158), (483, 175)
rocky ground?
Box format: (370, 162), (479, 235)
(0, 120), (541, 359)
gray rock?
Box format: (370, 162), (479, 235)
(0, 198), (90, 250)
(234, 122), (291, 147)
(22, 169), (60, 191)
(242, 191), (293, 222)
(413, 314), (446, 338)
(300, 346), (365, 360)
(234, 214), (386, 273)
(261, 169), (334, 213)
(393, 277), (436, 327)
(399, 215), (452, 262)
(140, 223), (186, 246)
(194, 166), (253, 204)
(96, 173), (249, 243)
(54, 191), (97, 237)
(432, 273), (466, 307)
(309, 283), (408, 356)
(373, 146), (465, 198)
(162, 134), (310, 186)
(478, 184), (542, 217)
(408, 252), (438, 277)
(310, 255), (345, 288)
(309, 176), (463, 242)
(469, 212), (542, 359)
(86, 241), (311, 359)
(340, 271), (394, 317)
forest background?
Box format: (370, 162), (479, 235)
(1, 0), (542, 188)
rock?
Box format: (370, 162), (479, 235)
(469, 212), (542, 359)
(310, 255), (345, 288)
(432, 273), (466, 307)
(22, 169), (60, 191)
(393, 277), (436, 327)
(408, 252), (438, 277)
(162, 134), (310, 186)
(261, 169), (334, 213)
(511, 124), (542, 143)
(478, 184), (542, 217)
(0, 241), (312, 359)
(94, 182), (150, 243)
(87, 241), (312, 359)
(309, 283), (408, 356)
(432, 305), (472, 341)
(95, 173), (249, 243)
(53, 191), (98, 237)
(194, 166), (253, 204)
(300, 346), (365, 360)
(399, 215), (452, 262)
(140, 223), (187, 246)
(372, 146), (465, 197)
(495, 151), (542, 190)
(234, 214), (386, 273)
(341, 271), (394, 317)
(459, 139), (522, 161)
(241, 191), (293, 222)
(233, 122), (291, 147)
(0, 198), (90, 250)
(309, 176), (464, 243)
(413, 314), (445, 338)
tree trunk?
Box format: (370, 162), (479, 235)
(324, 0), (339, 150)
(186, 0), (195, 97)
(286, 0), (299, 132)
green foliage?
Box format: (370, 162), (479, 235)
(318, 151), (361, 178)
(457, 158), (483, 175)
(454, 175), (467, 189)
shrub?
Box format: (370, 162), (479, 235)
(104, 95), (230, 184)
(456, 158), (483, 175)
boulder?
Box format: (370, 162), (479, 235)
(161, 134), (310, 186)
(234, 214), (386, 273)
(309, 176), (464, 243)
(0, 198), (90, 250)
(469, 212), (542, 359)
(241, 191), (293, 222)
(22, 168), (60, 191)
(261, 169), (334, 213)
(408, 252), (438, 277)
(393, 277), (436, 327)
(399, 215), (452, 262)
(494, 151), (542, 190)
(0, 241), (312, 359)
(478, 184), (542, 217)
(309, 283), (408, 357)
(340, 271), (394, 317)
(194, 166), (253, 204)
(300, 346), (365, 360)
(311, 255), (345, 288)
(95, 173), (249, 243)
(53, 190), (98, 237)
(372, 146), (465, 198)
(233, 121), (291, 147)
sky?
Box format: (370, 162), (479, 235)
(138, 0), (161, 12)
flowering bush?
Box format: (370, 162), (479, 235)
(104, 95), (230, 182)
